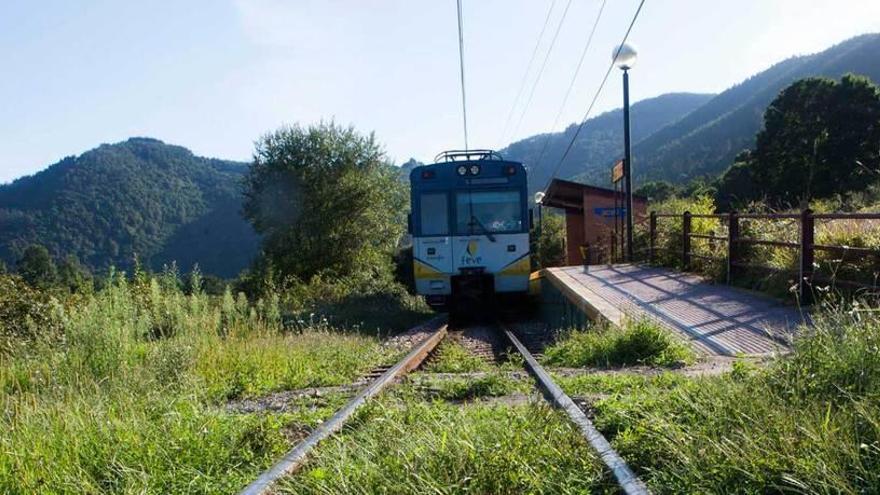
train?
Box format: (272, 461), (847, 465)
(408, 150), (531, 313)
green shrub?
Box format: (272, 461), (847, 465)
(542, 319), (694, 368)
(0, 274), (63, 351)
(640, 195), (724, 279)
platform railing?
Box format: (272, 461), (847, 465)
(646, 209), (880, 304)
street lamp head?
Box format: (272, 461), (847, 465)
(534, 191), (545, 204)
(612, 43), (638, 70)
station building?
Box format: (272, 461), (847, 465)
(541, 178), (648, 265)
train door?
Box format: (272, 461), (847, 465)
(413, 192), (453, 299)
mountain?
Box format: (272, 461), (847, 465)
(500, 93), (715, 195)
(0, 138), (259, 277)
(633, 33), (880, 184)
(504, 33), (880, 190)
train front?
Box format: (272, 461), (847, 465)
(409, 150), (530, 313)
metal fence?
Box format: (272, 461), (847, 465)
(647, 209), (880, 303)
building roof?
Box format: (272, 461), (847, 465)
(541, 178), (647, 211)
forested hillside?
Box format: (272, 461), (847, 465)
(500, 93), (713, 194)
(0, 138), (259, 277)
(633, 33), (880, 184)
(502, 33), (880, 190)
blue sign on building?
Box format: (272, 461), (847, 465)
(593, 207), (627, 218)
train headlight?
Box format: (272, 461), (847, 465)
(469, 165), (480, 176)
(457, 165), (468, 176)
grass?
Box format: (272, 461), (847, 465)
(583, 308), (880, 494)
(279, 391), (611, 494)
(554, 370), (690, 397)
(0, 272), (402, 494)
(197, 330), (389, 401)
(6, 263), (880, 493)
(422, 340), (492, 373)
(415, 372), (529, 402)
(542, 319), (695, 368)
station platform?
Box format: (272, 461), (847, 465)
(533, 264), (808, 357)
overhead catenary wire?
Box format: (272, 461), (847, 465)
(497, 0), (558, 146)
(541, 0), (646, 195)
(507, 0), (575, 144)
(532, 0), (607, 173)
(456, 0), (469, 150)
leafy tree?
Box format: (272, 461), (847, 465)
(716, 75), (880, 209)
(714, 153), (757, 211)
(17, 244), (57, 289)
(0, 274), (62, 342)
(534, 213), (566, 268)
(58, 254), (92, 293)
(635, 181), (679, 202)
(681, 176), (718, 199)
(243, 122), (407, 282)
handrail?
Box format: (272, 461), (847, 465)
(813, 212), (880, 220)
(647, 208), (880, 303)
(688, 233), (727, 242)
(735, 237), (799, 249)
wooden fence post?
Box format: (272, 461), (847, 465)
(649, 211), (657, 264)
(799, 208), (814, 305)
(682, 211), (692, 270)
(727, 211), (738, 284)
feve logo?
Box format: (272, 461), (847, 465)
(461, 240), (482, 265)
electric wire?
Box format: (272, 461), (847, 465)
(507, 0), (575, 144)
(497, 0), (558, 146)
(456, 0), (469, 150)
(532, 0), (607, 173)
(541, 0), (646, 195)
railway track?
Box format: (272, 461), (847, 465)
(239, 316), (649, 495)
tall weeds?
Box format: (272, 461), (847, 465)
(593, 307), (880, 493)
(0, 270), (393, 493)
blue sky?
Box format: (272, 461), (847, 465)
(2, 0), (879, 183)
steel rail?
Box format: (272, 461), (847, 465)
(239, 317), (448, 495)
(500, 325), (651, 495)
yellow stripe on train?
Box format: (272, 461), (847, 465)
(414, 259), (446, 280)
(498, 255), (531, 276)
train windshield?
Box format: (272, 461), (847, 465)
(455, 190), (522, 235)
(419, 193), (449, 236)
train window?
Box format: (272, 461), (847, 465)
(419, 193), (449, 236)
(455, 191), (522, 235)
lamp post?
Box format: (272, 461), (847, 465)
(534, 191), (545, 238)
(534, 191), (545, 265)
(612, 43), (637, 262)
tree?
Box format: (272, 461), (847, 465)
(242, 122), (407, 282)
(17, 244), (57, 289)
(534, 213), (566, 268)
(716, 75), (880, 209)
(714, 160), (756, 211)
(635, 181), (679, 202)
(58, 254), (92, 294)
